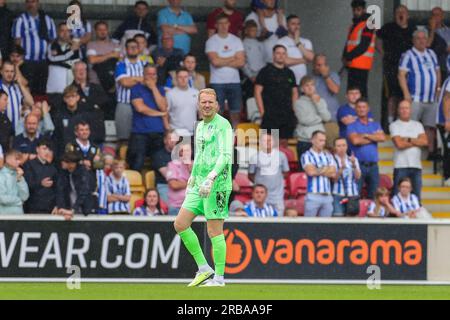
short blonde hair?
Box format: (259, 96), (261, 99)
(112, 159), (126, 168)
(198, 88), (217, 102)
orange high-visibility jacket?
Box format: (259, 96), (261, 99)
(345, 20), (376, 70)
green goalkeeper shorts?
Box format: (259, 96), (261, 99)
(182, 189), (231, 220)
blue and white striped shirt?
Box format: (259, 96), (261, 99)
(244, 201), (278, 218)
(71, 21), (92, 39)
(0, 79), (23, 133)
(392, 193), (420, 214)
(437, 76), (450, 125)
(399, 47), (439, 103)
(12, 12), (56, 61)
(368, 202), (387, 217)
(96, 170), (108, 214)
(106, 175), (131, 213)
(301, 149), (335, 194)
(332, 155), (360, 197)
(115, 58), (146, 104)
(133, 206), (164, 216)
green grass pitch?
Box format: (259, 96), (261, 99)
(0, 283), (450, 300)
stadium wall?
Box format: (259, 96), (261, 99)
(0, 216), (449, 284)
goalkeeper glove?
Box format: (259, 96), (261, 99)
(199, 171), (217, 198)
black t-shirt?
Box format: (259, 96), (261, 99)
(255, 63), (297, 118)
(0, 111), (13, 152)
(377, 22), (416, 69)
(152, 148), (172, 184)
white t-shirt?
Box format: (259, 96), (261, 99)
(389, 119), (425, 169)
(245, 12), (286, 36)
(167, 87), (199, 136)
(277, 36), (313, 84)
(205, 33), (244, 84)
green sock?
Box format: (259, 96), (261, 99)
(179, 228), (208, 267)
(211, 234), (226, 277)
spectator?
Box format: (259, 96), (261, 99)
(112, 0), (157, 51)
(0, 90), (13, 152)
(52, 85), (96, 158)
(367, 187), (401, 218)
(23, 139), (57, 213)
(248, 132), (289, 214)
(229, 200), (248, 217)
(0, 0), (15, 59)
(399, 29), (441, 160)
(428, 8), (449, 78)
(133, 188), (165, 216)
(13, 113), (42, 163)
(277, 15), (314, 85)
(167, 68), (198, 136)
(206, 13), (245, 127)
(157, 0), (198, 55)
(134, 33), (154, 65)
(64, 121), (100, 171)
(106, 160), (131, 214)
(46, 22), (81, 108)
(332, 137), (361, 217)
(207, 0), (244, 38)
(56, 151), (96, 217)
(86, 21), (121, 90)
(152, 130), (180, 203)
(284, 207), (298, 217)
(0, 60), (34, 131)
(245, 0), (286, 63)
(242, 20), (266, 83)
(389, 100), (428, 200)
(392, 177), (432, 219)
(167, 53), (206, 90)
(103, 153), (114, 176)
(337, 86), (374, 139)
(167, 143), (192, 216)
(244, 184), (278, 217)
(0, 149), (29, 215)
(294, 76), (331, 168)
(255, 45), (297, 141)
(437, 75), (450, 185)
(153, 33), (185, 85)
(347, 98), (386, 200)
(313, 54), (341, 122)
(301, 131), (336, 218)
(8, 45), (28, 88)
(15, 101), (54, 137)
(114, 38), (145, 141)
(72, 61), (111, 129)
(377, 5), (416, 129)
(67, 0), (92, 59)
(342, 0), (376, 98)
(12, 0), (56, 95)
(127, 64), (167, 171)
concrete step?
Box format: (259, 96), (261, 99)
(379, 147), (394, 161)
(385, 174), (443, 187)
(378, 161), (434, 175)
(423, 200), (450, 213)
(421, 187), (450, 200)
(432, 212), (450, 219)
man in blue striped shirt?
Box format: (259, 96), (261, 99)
(398, 29), (441, 160)
(114, 38), (145, 141)
(244, 184), (278, 218)
(301, 131), (336, 217)
(12, 0), (56, 95)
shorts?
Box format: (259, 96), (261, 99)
(210, 83), (242, 114)
(182, 189), (231, 220)
(411, 102), (438, 127)
(115, 102), (133, 140)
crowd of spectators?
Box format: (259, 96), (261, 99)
(0, 0), (449, 220)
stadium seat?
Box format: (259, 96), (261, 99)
(359, 199), (372, 218)
(144, 171), (156, 190)
(280, 146), (299, 171)
(235, 172), (254, 195)
(289, 173), (308, 197)
(284, 197), (305, 216)
(119, 144), (128, 161)
(236, 123), (260, 147)
(379, 174), (393, 191)
(288, 145), (299, 162)
(129, 194), (142, 214)
(124, 170), (145, 197)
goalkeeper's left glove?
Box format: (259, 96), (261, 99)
(199, 171), (217, 198)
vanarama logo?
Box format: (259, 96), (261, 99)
(223, 229), (423, 274)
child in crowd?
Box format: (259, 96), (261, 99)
(392, 178), (432, 219)
(367, 187), (402, 218)
(242, 20), (267, 82)
(252, 0), (286, 38)
(133, 189), (165, 216)
(106, 160), (131, 214)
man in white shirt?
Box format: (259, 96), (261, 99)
(390, 100), (429, 201)
(167, 68), (199, 136)
(277, 15), (314, 85)
(205, 13), (245, 127)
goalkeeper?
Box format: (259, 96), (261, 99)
(174, 88), (233, 288)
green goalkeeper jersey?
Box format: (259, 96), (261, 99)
(191, 114), (233, 192)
